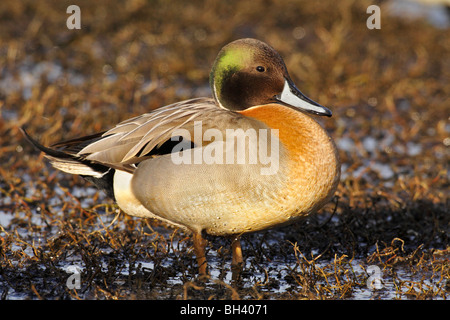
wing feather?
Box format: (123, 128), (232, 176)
(79, 97), (242, 169)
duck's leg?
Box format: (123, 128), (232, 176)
(193, 232), (208, 275)
(231, 235), (243, 270)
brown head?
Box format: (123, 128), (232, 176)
(209, 38), (332, 116)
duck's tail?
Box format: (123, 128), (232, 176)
(20, 127), (115, 199)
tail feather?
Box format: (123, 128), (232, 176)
(50, 131), (106, 152)
(20, 127), (115, 198)
(20, 127), (75, 160)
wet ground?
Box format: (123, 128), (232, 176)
(0, 0), (449, 300)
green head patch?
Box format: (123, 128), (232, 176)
(209, 38), (291, 111)
(210, 45), (255, 106)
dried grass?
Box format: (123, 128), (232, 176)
(0, 0), (448, 299)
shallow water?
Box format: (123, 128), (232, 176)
(1, 184), (447, 300)
(1, 0), (449, 299)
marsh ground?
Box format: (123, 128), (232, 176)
(0, 0), (448, 300)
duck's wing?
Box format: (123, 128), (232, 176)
(63, 98), (241, 172)
(21, 97), (245, 199)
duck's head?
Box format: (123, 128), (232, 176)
(210, 38), (332, 117)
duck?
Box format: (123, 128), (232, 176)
(22, 38), (340, 275)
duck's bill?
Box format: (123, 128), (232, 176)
(275, 79), (332, 117)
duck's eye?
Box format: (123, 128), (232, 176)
(256, 66), (265, 72)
